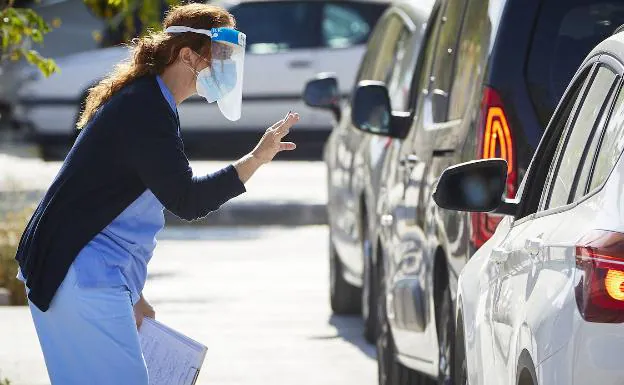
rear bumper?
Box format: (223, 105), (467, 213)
(537, 312), (624, 385)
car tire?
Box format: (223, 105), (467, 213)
(329, 236), (361, 314)
(437, 285), (455, 385)
(377, 300), (425, 385)
(454, 313), (468, 385)
(377, 258), (428, 385)
(362, 223), (379, 342)
(40, 144), (70, 161)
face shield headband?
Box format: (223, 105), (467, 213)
(164, 26), (246, 121)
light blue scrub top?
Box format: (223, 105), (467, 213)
(19, 76), (178, 306)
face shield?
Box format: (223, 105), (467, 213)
(165, 26), (246, 121)
(209, 28), (246, 121)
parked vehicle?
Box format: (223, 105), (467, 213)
(13, 0), (389, 159)
(434, 26), (624, 385)
(348, 0), (624, 383)
(302, 0), (434, 342)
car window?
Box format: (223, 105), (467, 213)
(386, 28), (415, 111)
(448, 0), (488, 121)
(516, 67), (591, 218)
(542, 66), (618, 210)
(588, 83), (624, 191)
(359, 15), (409, 85)
(322, 2), (386, 49)
(406, 1), (444, 113)
(573, 81), (622, 200)
(526, 0), (624, 129)
(354, 13), (389, 83)
(428, 0), (469, 123)
(229, 2), (320, 54)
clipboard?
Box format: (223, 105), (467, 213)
(139, 318), (208, 385)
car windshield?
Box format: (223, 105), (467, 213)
(526, 0), (624, 128)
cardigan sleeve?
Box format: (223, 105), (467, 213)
(119, 95), (246, 221)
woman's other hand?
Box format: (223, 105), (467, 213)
(234, 111), (299, 184)
(134, 294), (156, 330)
(251, 112), (299, 164)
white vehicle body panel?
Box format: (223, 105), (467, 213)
(458, 32), (624, 385)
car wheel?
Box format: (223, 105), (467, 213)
(362, 223), (379, 342)
(456, 350), (468, 385)
(454, 313), (468, 385)
(329, 236), (361, 314)
(377, 304), (425, 385)
(377, 260), (426, 385)
(39, 144), (70, 161)
(437, 285), (454, 385)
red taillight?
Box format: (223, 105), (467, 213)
(576, 230), (624, 323)
(471, 87), (517, 249)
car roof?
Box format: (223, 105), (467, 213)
(588, 30), (624, 64)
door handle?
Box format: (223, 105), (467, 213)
(288, 59), (312, 69)
(380, 214), (393, 227)
(432, 88), (449, 97)
(525, 238), (543, 256)
(400, 154), (419, 167)
(491, 247), (510, 264)
(432, 149), (455, 157)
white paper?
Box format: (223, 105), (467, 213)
(139, 318), (208, 385)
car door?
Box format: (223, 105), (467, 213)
(180, 1), (321, 133)
(486, 62), (621, 385)
(330, 11), (415, 276)
(386, 0), (469, 365)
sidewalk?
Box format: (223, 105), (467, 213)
(0, 152), (328, 226)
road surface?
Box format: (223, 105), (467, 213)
(0, 226), (377, 385)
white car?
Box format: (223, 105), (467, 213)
(14, 0), (389, 158)
(433, 28), (624, 385)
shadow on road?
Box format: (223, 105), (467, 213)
(159, 226), (268, 241)
(309, 314), (376, 360)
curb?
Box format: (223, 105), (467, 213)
(165, 202), (328, 227)
(0, 190), (328, 227)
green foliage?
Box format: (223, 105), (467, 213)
(1, 0), (181, 77)
(84, 0), (181, 43)
(0, 377), (10, 385)
(0, 206), (32, 306)
(0, 3), (58, 76)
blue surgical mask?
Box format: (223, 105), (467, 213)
(194, 60), (238, 103)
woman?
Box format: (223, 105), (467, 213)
(15, 4), (298, 384)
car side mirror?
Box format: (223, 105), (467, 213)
(303, 73), (341, 121)
(351, 81), (410, 139)
(433, 159), (517, 215)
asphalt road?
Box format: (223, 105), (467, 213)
(0, 226), (377, 385)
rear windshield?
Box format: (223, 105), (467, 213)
(526, 0), (624, 128)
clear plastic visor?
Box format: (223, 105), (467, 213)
(210, 40), (245, 121)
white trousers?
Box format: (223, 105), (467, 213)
(27, 266), (148, 385)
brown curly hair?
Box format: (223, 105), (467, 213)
(76, 3), (235, 129)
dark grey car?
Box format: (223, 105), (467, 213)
(304, 0), (434, 342)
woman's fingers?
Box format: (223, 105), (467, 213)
(275, 114), (299, 139)
(279, 142), (297, 151)
(134, 310), (144, 329)
(270, 112), (299, 133)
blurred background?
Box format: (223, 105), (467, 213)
(2, 0), (623, 384)
(0, 0), (389, 160)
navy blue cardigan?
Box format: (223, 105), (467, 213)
(16, 76), (246, 311)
